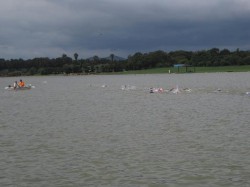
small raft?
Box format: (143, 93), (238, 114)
(5, 85), (33, 91)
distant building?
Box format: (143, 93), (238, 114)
(173, 64), (195, 73)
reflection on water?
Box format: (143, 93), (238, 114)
(1, 73), (250, 186)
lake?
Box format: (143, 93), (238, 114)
(1, 73), (250, 187)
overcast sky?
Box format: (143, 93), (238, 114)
(1, 0), (250, 59)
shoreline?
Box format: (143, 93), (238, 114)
(1, 65), (250, 77)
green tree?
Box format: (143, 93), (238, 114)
(74, 53), (78, 61)
(110, 54), (115, 62)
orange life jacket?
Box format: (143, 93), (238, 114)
(19, 81), (25, 87)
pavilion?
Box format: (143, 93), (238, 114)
(173, 64), (195, 73)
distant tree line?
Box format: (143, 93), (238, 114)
(1, 48), (250, 76)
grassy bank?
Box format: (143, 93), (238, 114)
(1, 65), (250, 77)
(108, 65), (250, 75)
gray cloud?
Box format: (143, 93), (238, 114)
(1, 0), (250, 59)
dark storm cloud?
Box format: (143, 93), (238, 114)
(1, 0), (250, 59)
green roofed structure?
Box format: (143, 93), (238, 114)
(173, 64), (195, 73)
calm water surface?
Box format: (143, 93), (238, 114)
(1, 73), (250, 187)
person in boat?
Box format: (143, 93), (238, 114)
(158, 88), (164, 93)
(18, 79), (25, 87)
(13, 81), (19, 89)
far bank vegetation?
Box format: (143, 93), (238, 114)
(1, 48), (250, 76)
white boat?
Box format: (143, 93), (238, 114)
(150, 88), (164, 93)
(5, 85), (33, 91)
(121, 85), (136, 90)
